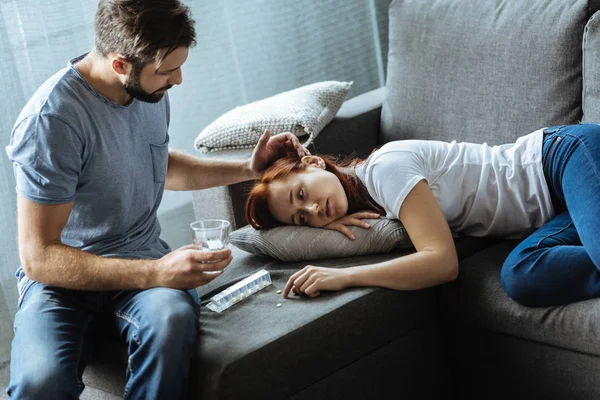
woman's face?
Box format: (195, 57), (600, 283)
(267, 157), (348, 228)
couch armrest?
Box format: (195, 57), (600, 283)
(191, 87), (384, 229)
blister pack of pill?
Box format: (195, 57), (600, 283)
(206, 269), (272, 313)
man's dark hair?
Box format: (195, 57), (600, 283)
(95, 0), (196, 69)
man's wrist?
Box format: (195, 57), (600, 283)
(245, 159), (259, 179)
(141, 259), (159, 289)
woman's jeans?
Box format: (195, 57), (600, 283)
(501, 123), (600, 306)
(7, 269), (200, 400)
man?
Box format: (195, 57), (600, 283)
(5, 0), (308, 398)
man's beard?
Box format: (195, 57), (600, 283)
(124, 69), (172, 104)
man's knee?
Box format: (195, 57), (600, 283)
(8, 358), (80, 399)
(138, 289), (199, 352)
(153, 304), (197, 346)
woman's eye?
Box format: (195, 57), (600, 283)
(298, 189), (304, 200)
(299, 213), (306, 224)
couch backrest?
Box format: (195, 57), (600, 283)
(583, 10), (600, 123)
(381, 0), (600, 146)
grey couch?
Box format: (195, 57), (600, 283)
(83, 1), (600, 399)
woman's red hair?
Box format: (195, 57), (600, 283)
(245, 153), (384, 230)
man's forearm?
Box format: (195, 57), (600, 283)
(165, 150), (257, 191)
(23, 243), (157, 290)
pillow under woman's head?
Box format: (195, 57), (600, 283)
(230, 218), (413, 262)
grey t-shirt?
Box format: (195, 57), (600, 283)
(6, 54), (172, 260)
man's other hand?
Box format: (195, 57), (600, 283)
(249, 129), (311, 175)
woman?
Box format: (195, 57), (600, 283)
(245, 124), (600, 307)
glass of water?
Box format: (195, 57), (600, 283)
(190, 219), (231, 251)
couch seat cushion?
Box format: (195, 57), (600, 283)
(443, 240), (600, 357)
(190, 246), (439, 399)
(191, 236), (495, 399)
(82, 236), (495, 397)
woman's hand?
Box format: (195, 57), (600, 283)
(249, 129), (310, 175)
(283, 265), (350, 298)
(323, 211), (381, 240)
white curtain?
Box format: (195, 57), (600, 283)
(0, 0), (389, 370)
(0, 0), (98, 369)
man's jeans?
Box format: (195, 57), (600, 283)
(7, 268), (200, 400)
(501, 124), (600, 306)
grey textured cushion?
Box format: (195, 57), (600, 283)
(583, 10), (600, 123)
(382, 0), (600, 146)
(194, 81), (352, 153)
(229, 218), (413, 262)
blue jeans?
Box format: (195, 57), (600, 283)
(501, 124), (600, 306)
(7, 268), (200, 399)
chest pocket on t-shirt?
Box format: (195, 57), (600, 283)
(150, 134), (170, 184)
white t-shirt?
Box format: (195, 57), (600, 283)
(354, 128), (554, 239)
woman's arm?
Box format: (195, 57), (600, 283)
(283, 180), (458, 297)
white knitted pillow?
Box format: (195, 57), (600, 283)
(194, 81), (353, 153)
